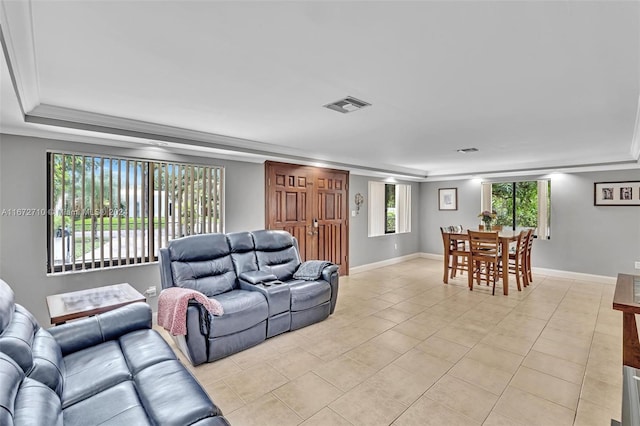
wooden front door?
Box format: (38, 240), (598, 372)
(265, 161), (349, 275)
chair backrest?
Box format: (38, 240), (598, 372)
(252, 230), (301, 281)
(468, 230), (500, 261)
(227, 231), (259, 275)
(516, 230), (528, 256)
(0, 280), (65, 397)
(162, 233), (238, 296)
(0, 352), (63, 426)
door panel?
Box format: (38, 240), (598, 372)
(265, 161), (349, 275)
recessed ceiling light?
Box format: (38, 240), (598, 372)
(456, 148), (479, 153)
(324, 96), (371, 114)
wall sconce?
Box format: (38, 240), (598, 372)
(354, 193), (364, 215)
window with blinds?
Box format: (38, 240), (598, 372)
(46, 152), (224, 273)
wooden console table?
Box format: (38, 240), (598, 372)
(46, 283), (146, 325)
(613, 274), (640, 368)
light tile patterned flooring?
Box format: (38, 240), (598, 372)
(156, 258), (623, 426)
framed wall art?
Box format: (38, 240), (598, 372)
(438, 188), (458, 210)
(594, 181), (640, 206)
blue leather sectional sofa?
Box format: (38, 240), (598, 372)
(0, 279), (229, 425)
(159, 229), (339, 366)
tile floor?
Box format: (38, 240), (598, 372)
(156, 258), (624, 426)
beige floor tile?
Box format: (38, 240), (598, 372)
(425, 375), (498, 422)
(391, 348), (453, 384)
(391, 300), (428, 315)
(191, 356), (243, 383)
(449, 357), (513, 395)
(393, 396), (480, 426)
(300, 408), (353, 426)
(203, 379), (246, 413)
(531, 336), (590, 365)
(366, 363), (441, 406)
(369, 329), (421, 353)
(511, 300), (558, 321)
(374, 307), (417, 323)
(465, 343), (524, 374)
(345, 341), (402, 370)
(434, 324), (486, 348)
(225, 393), (303, 426)
(481, 411), (528, 426)
(268, 348), (327, 380)
(415, 335), (470, 364)
(580, 376), (622, 412)
(313, 355), (377, 392)
(352, 315), (397, 333)
(273, 372), (343, 419)
(480, 329), (536, 356)
(574, 398), (621, 426)
(329, 381), (408, 426)
(224, 365), (289, 403)
(376, 292), (412, 304)
(522, 350), (585, 385)
(493, 386), (575, 426)
(510, 366), (580, 410)
(391, 317), (447, 340)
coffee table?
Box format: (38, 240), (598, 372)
(46, 283), (146, 325)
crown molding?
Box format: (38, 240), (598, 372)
(0, 0), (39, 113)
(23, 104), (429, 179)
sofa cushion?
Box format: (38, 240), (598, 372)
(168, 233), (231, 262)
(228, 231), (258, 275)
(0, 305), (38, 374)
(171, 255), (237, 297)
(135, 359), (222, 425)
(62, 381), (151, 426)
(14, 378), (63, 426)
(0, 279), (15, 334)
(119, 329), (177, 375)
(29, 328), (65, 397)
(288, 280), (331, 311)
(210, 290), (268, 337)
(61, 340), (131, 408)
(0, 353), (63, 426)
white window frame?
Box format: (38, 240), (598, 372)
(368, 181), (411, 237)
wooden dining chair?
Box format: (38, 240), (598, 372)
(524, 228), (534, 284)
(505, 230), (528, 291)
(440, 226), (469, 278)
(467, 230), (501, 295)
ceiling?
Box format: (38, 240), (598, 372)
(1, 1), (639, 180)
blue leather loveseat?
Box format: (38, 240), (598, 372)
(0, 279), (229, 425)
(159, 229), (339, 365)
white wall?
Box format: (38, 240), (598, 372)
(348, 175), (420, 268)
(420, 171), (640, 278)
(0, 134), (264, 325)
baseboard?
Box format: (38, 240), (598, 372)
(357, 252), (617, 284)
(349, 253), (422, 275)
(530, 267), (616, 285)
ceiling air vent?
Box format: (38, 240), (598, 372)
(456, 148), (479, 153)
(324, 96), (371, 114)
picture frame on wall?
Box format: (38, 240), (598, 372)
(594, 181), (640, 206)
(438, 188), (458, 210)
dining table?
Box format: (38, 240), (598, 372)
(441, 229), (519, 295)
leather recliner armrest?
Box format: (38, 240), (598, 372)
(239, 270), (278, 285)
(321, 264), (339, 282)
(48, 302), (152, 356)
